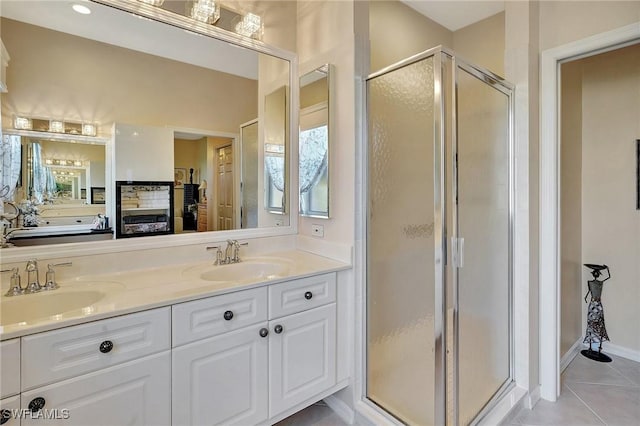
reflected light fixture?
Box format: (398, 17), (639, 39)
(190, 0), (220, 25)
(14, 116), (32, 130)
(82, 123), (97, 136)
(49, 120), (65, 133)
(235, 12), (263, 40)
(72, 4), (92, 15)
(136, 0), (165, 6)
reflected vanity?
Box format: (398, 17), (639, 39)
(0, 0), (295, 248)
(299, 65), (331, 218)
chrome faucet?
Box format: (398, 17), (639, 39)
(25, 259), (42, 293)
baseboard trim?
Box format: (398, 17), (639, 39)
(600, 341), (640, 363)
(324, 395), (356, 425)
(561, 338), (583, 372)
(527, 385), (541, 410)
(477, 385), (527, 426)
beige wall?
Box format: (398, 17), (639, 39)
(560, 60), (583, 357)
(581, 44), (640, 353)
(1, 18), (258, 135)
(369, 0), (452, 72)
(297, 0), (355, 245)
(539, 1), (640, 51)
(369, 1), (505, 75)
(453, 12), (505, 76)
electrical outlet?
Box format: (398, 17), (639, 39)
(311, 224), (324, 238)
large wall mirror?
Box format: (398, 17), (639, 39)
(299, 64), (330, 218)
(0, 0), (294, 248)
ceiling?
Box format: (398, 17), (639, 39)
(400, 1), (505, 31)
(1, 0), (259, 80)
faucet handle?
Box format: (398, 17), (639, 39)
(207, 246), (224, 265)
(2, 267), (24, 296)
(44, 262), (72, 291)
(232, 241), (248, 263)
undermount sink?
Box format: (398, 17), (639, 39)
(188, 258), (291, 283)
(1, 282), (123, 326)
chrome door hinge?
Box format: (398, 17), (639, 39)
(451, 237), (465, 268)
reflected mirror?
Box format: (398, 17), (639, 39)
(0, 0), (292, 246)
(299, 64), (330, 218)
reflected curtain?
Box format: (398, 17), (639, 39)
(265, 154), (285, 192)
(30, 141), (47, 203)
(299, 125), (328, 194)
(0, 134), (22, 202)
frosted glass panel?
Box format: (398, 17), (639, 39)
(366, 56), (435, 425)
(240, 121), (258, 228)
(456, 68), (510, 424)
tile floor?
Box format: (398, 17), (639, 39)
(278, 353), (640, 426)
(275, 401), (349, 426)
(509, 353), (640, 426)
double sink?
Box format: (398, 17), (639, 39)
(0, 257), (292, 328)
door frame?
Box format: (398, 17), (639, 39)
(539, 22), (640, 402)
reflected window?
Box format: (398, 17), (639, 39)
(299, 124), (328, 216)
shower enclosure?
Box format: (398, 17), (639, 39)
(366, 47), (514, 425)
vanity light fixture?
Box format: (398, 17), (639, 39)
(82, 123), (97, 136)
(49, 120), (65, 133)
(14, 116), (32, 130)
(72, 4), (92, 15)
(136, 0), (165, 6)
(234, 12), (263, 40)
(190, 0), (220, 25)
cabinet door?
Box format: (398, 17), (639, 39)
(20, 351), (170, 426)
(269, 303), (336, 416)
(172, 324), (269, 426)
(1, 395), (20, 426)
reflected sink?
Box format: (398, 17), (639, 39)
(188, 259), (291, 283)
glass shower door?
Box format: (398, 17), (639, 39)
(453, 65), (512, 425)
(366, 55), (439, 425)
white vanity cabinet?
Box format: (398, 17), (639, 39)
(0, 395), (20, 426)
(0, 339), (20, 399)
(17, 307), (172, 426)
(172, 273), (338, 425)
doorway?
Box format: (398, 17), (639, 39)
(539, 23), (640, 401)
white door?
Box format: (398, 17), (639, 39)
(20, 352), (170, 426)
(172, 324), (269, 426)
(269, 304), (336, 416)
(216, 145), (234, 230)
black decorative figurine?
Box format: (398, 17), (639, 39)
(189, 168), (194, 185)
(582, 264), (612, 362)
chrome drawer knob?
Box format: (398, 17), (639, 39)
(304, 291), (313, 300)
(99, 340), (114, 353)
(223, 310), (234, 321)
(274, 324), (283, 334)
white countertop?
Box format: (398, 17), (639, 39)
(0, 250), (350, 340)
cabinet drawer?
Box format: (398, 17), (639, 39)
(0, 339), (20, 399)
(268, 273), (336, 319)
(21, 307), (170, 391)
(21, 351), (170, 426)
(1, 395), (20, 426)
(172, 287), (267, 347)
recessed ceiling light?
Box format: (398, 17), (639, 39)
(72, 4), (92, 15)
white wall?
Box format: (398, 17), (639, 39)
(114, 123), (173, 182)
(581, 44), (640, 353)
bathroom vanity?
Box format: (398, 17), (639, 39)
(0, 251), (350, 426)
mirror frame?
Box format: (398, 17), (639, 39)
(0, 0), (299, 264)
(299, 64), (332, 219)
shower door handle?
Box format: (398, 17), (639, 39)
(451, 237), (465, 268)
